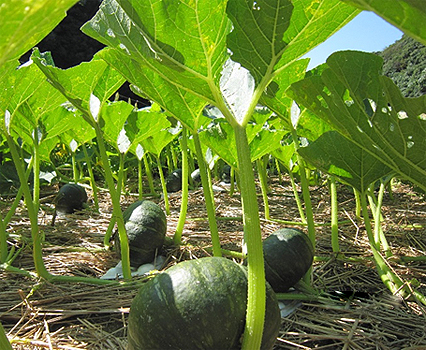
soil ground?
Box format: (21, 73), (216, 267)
(1, 175), (425, 349)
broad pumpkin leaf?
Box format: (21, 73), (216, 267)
(298, 130), (392, 193)
(226, 0), (293, 85)
(199, 121), (238, 168)
(142, 127), (177, 157)
(0, 60), (69, 160)
(37, 105), (80, 162)
(0, 0), (78, 68)
(101, 101), (134, 153)
(31, 48), (125, 125)
(272, 144), (296, 171)
(96, 48), (207, 132)
(340, 0), (426, 46)
(81, 0), (230, 104)
(227, 0), (359, 83)
(288, 50), (426, 191)
(125, 105), (172, 155)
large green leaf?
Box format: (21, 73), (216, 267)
(142, 127), (177, 156)
(0, 0), (78, 68)
(81, 0), (230, 104)
(125, 105), (173, 155)
(227, 0), (359, 81)
(31, 48), (125, 124)
(101, 101), (134, 153)
(96, 48), (207, 132)
(226, 0), (293, 84)
(288, 50), (426, 191)
(299, 130), (392, 193)
(340, 0), (426, 45)
(0, 60), (69, 160)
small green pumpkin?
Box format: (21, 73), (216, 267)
(128, 257), (281, 350)
(263, 228), (314, 292)
(115, 200), (166, 267)
(54, 183), (87, 214)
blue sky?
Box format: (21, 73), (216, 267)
(304, 11), (404, 70)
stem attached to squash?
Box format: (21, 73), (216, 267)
(174, 127), (189, 245)
(6, 134), (51, 280)
(192, 131), (222, 257)
(257, 156), (270, 220)
(82, 143), (99, 212)
(288, 170), (306, 224)
(138, 158), (144, 200)
(155, 154), (170, 215)
(234, 125), (266, 350)
(93, 123), (131, 280)
(143, 153), (156, 195)
(291, 131), (315, 249)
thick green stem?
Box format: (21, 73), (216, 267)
(359, 191), (377, 249)
(234, 125), (265, 350)
(71, 150), (79, 183)
(329, 176), (340, 254)
(353, 188), (361, 219)
(155, 154), (170, 215)
(116, 152), (125, 197)
(32, 134), (41, 212)
(192, 131), (222, 257)
(369, 182), (392, 257)
(229, 166), (236, 196)
(290, 128), (315, 287)
(138, 158), (143, 200)
(82, 143), (99, 212)
(103, 216), (116, 248)
(143, 153), (156, 194)
(257, 157), (270, 220)
(275, 158), (283, 185)
(93, 124), (131, 280)
(288, 170), (306, 224)
(174, 127), (189, 245)
(6, 135), (50, 280)
(290, 129), (315, 248)
(0, 218), (7, 263)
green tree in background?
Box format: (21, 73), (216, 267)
(378, 34), (426, 97)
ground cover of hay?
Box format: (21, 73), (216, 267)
(0, 176), (425, 349)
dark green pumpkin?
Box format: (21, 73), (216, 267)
(54, 183), (87, 214)
(115, 200), (166, 268)
(263, 228), (314, 292)
(166, 168), (182, 192)
(128, 257), (281, 350)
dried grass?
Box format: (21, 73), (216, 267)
(0, 177), (425, 349)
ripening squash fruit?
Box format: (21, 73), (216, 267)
(115, 200), (167, 268)
(128, 257), (281, 350)
(263, 228), (314, 293)
(166, 168), (182, 192)
(54, 183), (88, 214)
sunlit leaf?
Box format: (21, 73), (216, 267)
(0, 0), (78, 67)
(299, 130), (392, 192)
(288, 50), (426, 191)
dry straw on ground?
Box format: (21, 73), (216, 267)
(0, 177), (425, 349)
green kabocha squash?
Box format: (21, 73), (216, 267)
(166, 168), (182, 192)
(263, 228), (314, 292)
(128, 257), (281, 350)
(54, 183), (88, 214)
(115, 200), (167, 268)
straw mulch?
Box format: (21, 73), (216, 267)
(0, 176), (425, 349)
